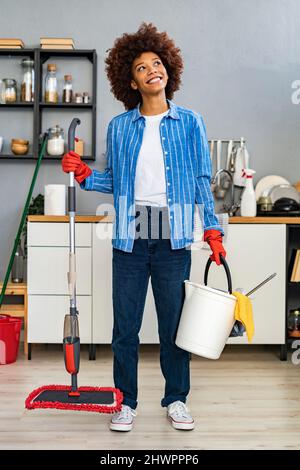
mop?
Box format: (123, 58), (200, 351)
(25, 118), (123, 413)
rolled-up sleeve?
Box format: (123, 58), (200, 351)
(193, 113), (224, 234)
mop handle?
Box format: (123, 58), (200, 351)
(67, 118), (81, 311)
(245, 273), (277, 297)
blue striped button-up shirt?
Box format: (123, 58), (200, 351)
(80, 99), (223, 252)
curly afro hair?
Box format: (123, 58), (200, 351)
(105, 22), (183, 110)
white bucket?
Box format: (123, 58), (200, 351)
(176, 257), (236, 360)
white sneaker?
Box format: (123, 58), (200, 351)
(167, 401), (195, 430)
(110, 405), (137, 432)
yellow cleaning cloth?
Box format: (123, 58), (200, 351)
(232, 291), (255, 342)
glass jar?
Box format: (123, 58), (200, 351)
(75, 92), (83, 103)
(11, 241), (24, 283)
(21, 58), (34, 102)
(47, 125), (65, 156)
(3, 78), (17, 103)
(288, 309), (300, 337)
(63, 74), (73, 103)
(45, 64), (58, 103)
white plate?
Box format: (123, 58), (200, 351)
(255, 175), (290, 201)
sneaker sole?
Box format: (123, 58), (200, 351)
(110, 422), (133, 432)
(169, 417), (195, 430)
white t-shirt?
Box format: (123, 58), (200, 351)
(134, 109), (169, 207)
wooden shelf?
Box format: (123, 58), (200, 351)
(0, 48), (97, 162)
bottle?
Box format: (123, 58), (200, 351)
(288, 309), (300, 337)
(45, 64), (58, 103)
(63, 74), (73, 103)
(11, 241), (24, 283)
(240, 168), (257, 217)
(21, 58), (34, 102)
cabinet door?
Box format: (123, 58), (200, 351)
(92, 223), (159, 343)
(190, 224), (286, 344)
(28, 246), (91, 295)
(28, 295), (92, 343)
(28, 222), (91, 247)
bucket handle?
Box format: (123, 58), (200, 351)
(204, 254), (232, 294)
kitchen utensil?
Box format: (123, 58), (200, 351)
(222, 140), (233, 190)
(273, 197), (300, 212)
(0, 136), (3, 153)
(267, 184), (300, 204)
(215, 140), (227, 199)
(210, 140), (216, 192)
(254, 175), (290, 201)
(257, 196), (273, 212)
(233, 137), (249, 187)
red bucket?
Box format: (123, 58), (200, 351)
(0, 315), (22, 365)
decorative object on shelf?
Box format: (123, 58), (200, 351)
(11, 138), (29, 155)
(75, 138), (84, 156)
(74, 92), (83, 103)
(47, 125), (64, 156)
(44, 184), (66, 215)
(11, 240), (24, 283)
(40, 37), (75, 50)
(3, 78), (17, 103)
(288, 308), (300, 337)
(63, 74), (73, 103)
(0, 38), (24, 49)
(45, 63), (58, 103)
(83, 92), (90, 103)
(21, 58), (34, 102)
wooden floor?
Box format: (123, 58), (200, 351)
(0, 344), (300, 450)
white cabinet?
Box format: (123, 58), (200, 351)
(28, 222), (92, 345)
(190, 224), (286, 344)
(27, 221), (286, 348)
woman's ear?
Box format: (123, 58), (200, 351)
(131, 79), (138, 90)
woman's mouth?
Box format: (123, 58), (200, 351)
(146, 76), (163, 85)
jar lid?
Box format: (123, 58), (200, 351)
(47, 63), (56, 71)
(48, 124), (63, 133)
(64, 74), (72, 80)
(3, 78), (16, 84)
(21, 58), (34, 67)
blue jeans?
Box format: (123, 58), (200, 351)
(112, 205), (191, 409)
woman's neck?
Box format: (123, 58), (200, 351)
(139, 95), (169, 116)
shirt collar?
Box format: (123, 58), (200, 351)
(132, 99), (180, 122)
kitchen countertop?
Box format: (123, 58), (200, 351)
(27, 215), (300, 224)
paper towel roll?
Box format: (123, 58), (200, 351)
(44, 184), (66, 215)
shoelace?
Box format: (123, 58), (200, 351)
(114, 405), (137, 421)
(168, 401), (191, 418)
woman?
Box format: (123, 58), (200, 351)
(62, 22), (226, 432)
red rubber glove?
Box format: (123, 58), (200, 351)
(203, 229), (226, 266)
(61, 150), (92, 184)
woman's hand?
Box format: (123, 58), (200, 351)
(203, 229), (226, 265)
(61, 150), (92, 183)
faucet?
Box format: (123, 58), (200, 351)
(211, 169), (240, 217)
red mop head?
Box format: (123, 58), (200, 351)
(25, 385), (123, 414)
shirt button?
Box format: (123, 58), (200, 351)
(166, 166), (170, 170)
(167, 182), (170, 186)
(165, 151), (168, 155)
(161, 123), (165, 126)
(168, 198), (171, 202)
(162, 137), (166, 140)
(170, 215), (173, 219)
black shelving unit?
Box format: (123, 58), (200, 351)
(280, 224), (300, 360)
(0, 48), (97, 161)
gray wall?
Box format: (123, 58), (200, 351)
(1, 0), (300, 278)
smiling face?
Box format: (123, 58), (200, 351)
(131, 51), (169, 98)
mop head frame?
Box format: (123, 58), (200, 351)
(25, 385), (123, 414)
